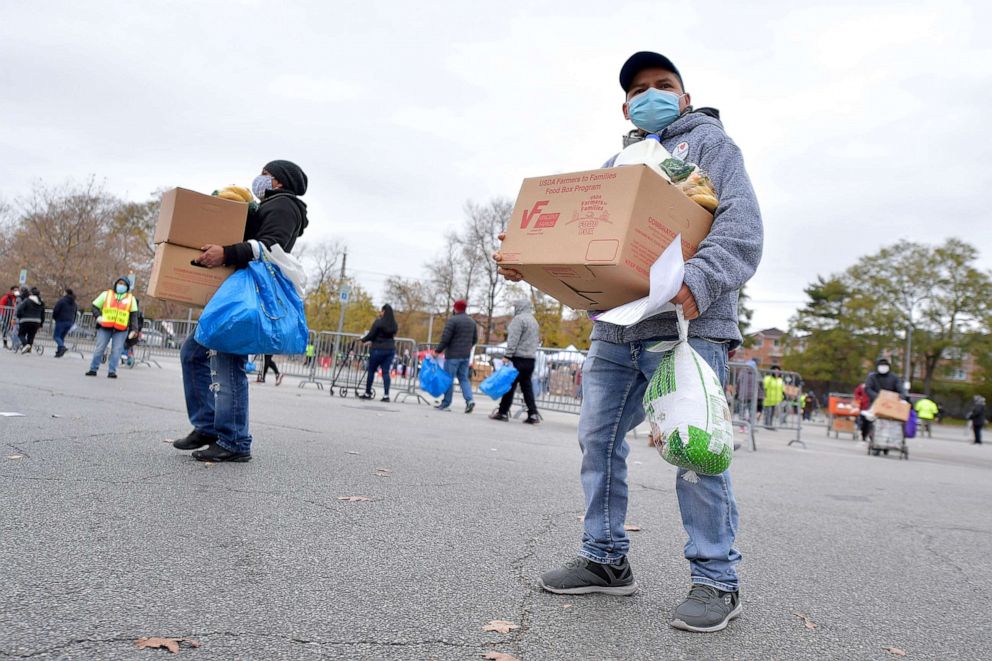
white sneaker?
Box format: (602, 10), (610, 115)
(20, 344), (31, 354)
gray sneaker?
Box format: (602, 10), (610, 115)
(670, 584), (741, 632)
(538, 556), (637, 596)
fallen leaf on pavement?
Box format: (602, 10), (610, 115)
(576, 516), (584, 522)
(624, 524), (641, 532)
(883, 647), (907, 657)
(563, 604), (573, 609)
(374, 468), (392, 477)
(346, 451), (360, 455)
(162, 439), (174, 444)
(135, 637), (200, 653)
(793, 612), (817, 630)
(7, 454), (25, 460)
(482, 620), (519, 634)
(337, 496), (371, 502)
(482, 652), (521, 661)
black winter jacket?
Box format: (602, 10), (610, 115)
(223, 190), (309, 268)
(15, 295), (45, 324)
(436, 313), (478, 359)
(52, 295), (78, 323)
(865, 371), (904, 404)
(362, 318), (397, 351)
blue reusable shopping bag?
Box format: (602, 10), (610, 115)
(194, 257), (309, 356)
(480, 364), (520, 400)
(904, 409), (918, 438)
(418, 357), (453, 397)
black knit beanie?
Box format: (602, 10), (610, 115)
(264, 160), (308, 196)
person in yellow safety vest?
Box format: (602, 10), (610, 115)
(762, 365), (785, 428)
(304, 342), (315, 367)
(914, 396), (939, 438)
(85, 277), (139, 379)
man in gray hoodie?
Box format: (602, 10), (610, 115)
(498, 52), (762, 633)
(490, 298), (541, 424)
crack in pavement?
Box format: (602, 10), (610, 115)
(0, 631), (481, 658)
(502, 508), (578, 654)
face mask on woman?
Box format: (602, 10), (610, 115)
(116, 284), (128, 295)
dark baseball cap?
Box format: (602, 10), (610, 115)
(619, 51), (683, 92)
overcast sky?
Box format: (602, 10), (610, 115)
(2, 0), (989, 332)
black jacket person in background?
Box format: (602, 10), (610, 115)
(51, 288), (78, 357)
(360, 304), (398, 402)
(174, 160), (309, 463)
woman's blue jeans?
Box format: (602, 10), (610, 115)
(366, 349), (395, 396)
(577, 337), (741, 592)
(180, 335), (252, 454)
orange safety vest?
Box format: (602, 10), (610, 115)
(100, 290), (132, 331)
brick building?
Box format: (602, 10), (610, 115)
(733, 328), (787, 367)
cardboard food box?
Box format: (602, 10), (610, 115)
(498, 165), (713, 310)
(147, 243), (234, 307)
(831, 417), (856, 433)
(870, 389), (911, 422)
(153, 187), (248, 250)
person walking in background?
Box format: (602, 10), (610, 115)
(86, 277), (139, 378)
(15, 287), (45, 354)
(762, 366), (784, 429)
(257, 355), (284, 385)
(854, 382), (871, 441)
(489, 298), (541, 424)
(736, 359), (758, 422)
(914, 395), (938, 438)
(360, 304), (398, 402)
(967, 395), (986, 445)
(51, 288), (78, 358)
(1, 285), (19, 349)
(434, 299), (478, 413)
(304, 342), (315, 367)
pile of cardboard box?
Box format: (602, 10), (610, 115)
(147, 188), (247, 307)
(498, 165), (713, 310)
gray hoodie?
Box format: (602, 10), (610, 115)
(593, 110), (763, 347)
(505, 299), (540, 359)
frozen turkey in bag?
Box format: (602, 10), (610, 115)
(643, 306), (734, 477)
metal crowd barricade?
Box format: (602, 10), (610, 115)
(391, 337), (429, 405)
(758, 367), (806, 447)
(469, 344), (587, 417)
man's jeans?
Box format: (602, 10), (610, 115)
(89, 327), (127, 374)
(53, 320), (73, 351)
(578, 337), (741, 592)
(180, 335), (252, 455)
(440, 357), (474, 408)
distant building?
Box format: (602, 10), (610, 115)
(734, 327), (788, 367)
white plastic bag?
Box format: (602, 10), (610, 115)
(250, 240), (308, 298)
(643, 306), (734, 479)
(612, 134), (672, 181)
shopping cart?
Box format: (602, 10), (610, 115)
(867, 415), (908, 459)
(328, 340), (374, 399)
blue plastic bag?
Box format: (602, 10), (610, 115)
(419, 357), (453, 397)
(480, 364), (520, 399)
(245, 361), (257, 374)
(904, 409), (917, 438)
(195, 258), (309, 355)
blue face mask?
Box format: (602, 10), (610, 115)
(627, 88), (682, 134)
(115, 284), (127, 294)
(252, 174), (274, 201)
